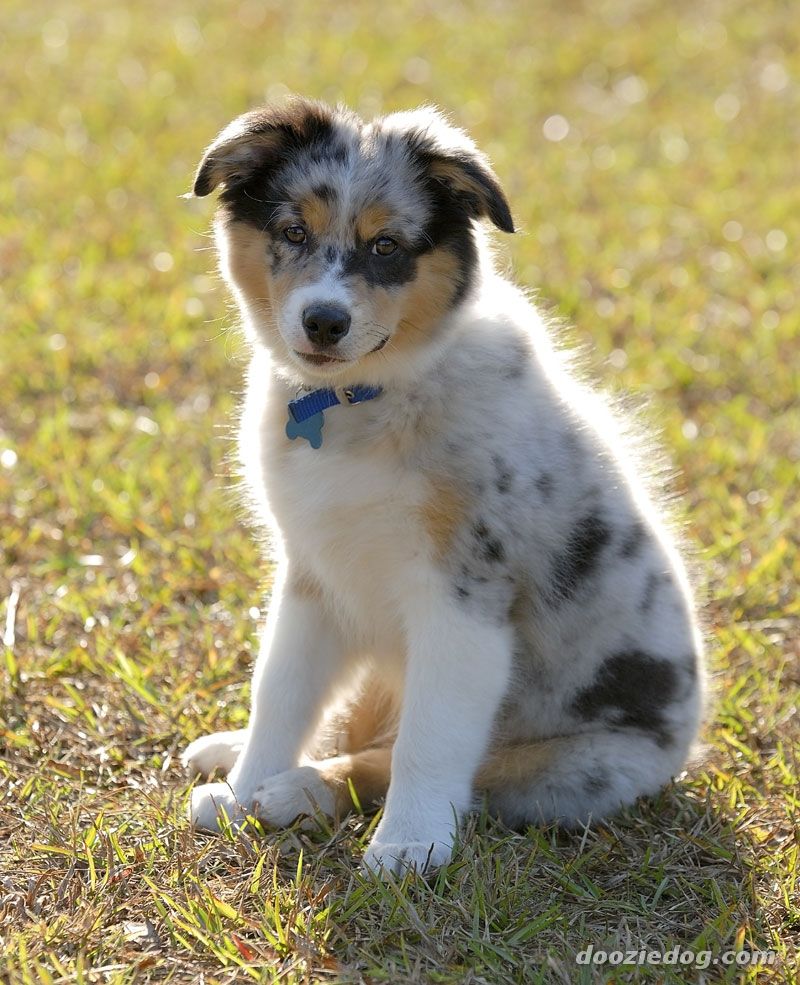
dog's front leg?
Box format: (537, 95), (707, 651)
(190, 572), (347, 831)
(363, 592), (513, 874)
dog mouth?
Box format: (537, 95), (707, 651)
(294, 351), (347, 366)
(293, 336), (388, 367)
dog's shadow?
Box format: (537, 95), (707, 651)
(267, 776), (784, 978)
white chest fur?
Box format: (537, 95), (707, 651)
(242, 367), (430, 651)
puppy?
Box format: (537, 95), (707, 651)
(182, 98), (704, 874)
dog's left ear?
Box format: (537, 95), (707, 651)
(192, 98), (334, 197)
(385, 107), (515, 234)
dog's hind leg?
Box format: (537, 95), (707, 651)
(248, 672), (397, 826)
(250, 746), (392, 826)
(476, 730), (690, 828)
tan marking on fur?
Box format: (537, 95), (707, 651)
(299, 192), (333, 237)
(223, 222), (273, 312)
(390, 247), (461, 354)
(221, 216), (315, 318)
(340, 677), (399, 752)
(307, 672), (399, 762)
(420, 480), (468, 560)
(427, 158), (488, 202)
(307, 673), (398, 815)
(356, 204), (393, 242)
(317, 747), (392, 813)
(475, 743), (552, 790)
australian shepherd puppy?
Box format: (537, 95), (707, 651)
(182, 98), (704, 874)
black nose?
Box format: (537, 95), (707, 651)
(302, 304), (351, 347)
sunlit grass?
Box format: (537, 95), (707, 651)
(1, 0), (798, 982)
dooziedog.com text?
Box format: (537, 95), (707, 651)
(576, 944), (777, 970)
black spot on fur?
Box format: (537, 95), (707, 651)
(535, 472), (554, 500)
(500, 339), (529, 380)
(502, 362), (525, 381)
(312, 183), (336, 203)
(455, 585), (470, 599)
(324, 245), (336, 263)
(583, 768), (609, 796)
(485, 539), (506, 563)
(473, 521), (506, 563)
(493, 455), (513, 494)
(572, 650), (679, 747)
(562, 430), (583, 458)
(620, 521), (646, 559)
(460, 563), (488, 585)
(640, 571), (662, 612)
(548, 512), (611, 603)
(306, 139), (349, 166)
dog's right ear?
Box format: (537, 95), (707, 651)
(192, 98), (334, 197)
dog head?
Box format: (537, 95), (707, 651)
(193, 97), (514, 384)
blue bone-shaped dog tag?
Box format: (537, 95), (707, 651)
(286, 410), (324, 448)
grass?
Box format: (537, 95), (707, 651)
(1, 0), (798, 981)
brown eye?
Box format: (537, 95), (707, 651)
(284, 225), (307, 244)
(372, 236), (398, 256)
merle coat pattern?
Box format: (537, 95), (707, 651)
(181, 98), (705, 874)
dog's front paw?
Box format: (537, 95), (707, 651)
(189, 781), (250, 832)
(362, 837), (453, 876)
(362, 815), (456, 876)
(181, 730), (245, 778)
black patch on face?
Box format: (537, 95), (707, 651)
(535, 472), (554, 500)
(548, 512), (611, 604)
(218, 183), (280, 230)
(341, 245), (418, 288)
(324, 245), (336, 263)
(620, 521), (646, 559)
(473, 521), (506, 563)
(571, 650), (678, 747)
(640, 571), (662, 613)
(493, 455), (512, 494)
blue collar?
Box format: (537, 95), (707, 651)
(285, 384), (382, 449)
